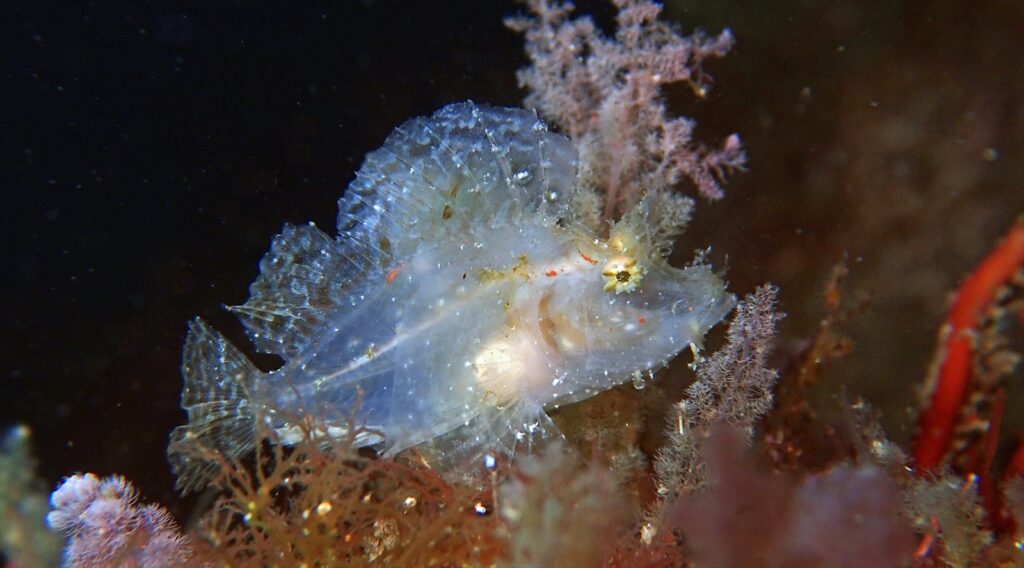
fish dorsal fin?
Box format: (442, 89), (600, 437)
(337, 102), (578, 260)
(228, 222), (373, 356)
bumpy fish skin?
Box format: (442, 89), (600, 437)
(168, 102), (735, 492)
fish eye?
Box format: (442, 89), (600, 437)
(602, 255), (646, 293)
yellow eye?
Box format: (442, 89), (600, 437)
(603, 256), (645, 293)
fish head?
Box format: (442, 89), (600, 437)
(510, 208), (737, 407)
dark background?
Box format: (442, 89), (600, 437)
(3, 0), (1021, 520)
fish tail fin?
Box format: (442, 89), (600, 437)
(167, 318), (263, 494)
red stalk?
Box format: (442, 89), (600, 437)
(912, 217), (1024, 471)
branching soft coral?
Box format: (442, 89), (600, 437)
(655, 284), (782, 496)
(507, 0), (746, 233)
(47, 473), (197, 568)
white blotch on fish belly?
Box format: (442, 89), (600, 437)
(167, 102), (735, 491)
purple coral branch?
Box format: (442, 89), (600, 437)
(47, 474), (197, 568)
(654, 285), (783, 496)
(508, 0), (745, 220)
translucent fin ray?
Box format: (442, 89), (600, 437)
(419, 400), (564, 483)
(167, 318), (262, 494)
(228, 222), (372, 356)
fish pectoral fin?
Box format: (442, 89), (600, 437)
(416, 399), (565, 484)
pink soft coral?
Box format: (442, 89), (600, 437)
(47, 474), (197, 567)
(507, 0), (745, 227)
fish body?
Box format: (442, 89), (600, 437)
(169, 103), (735, 491)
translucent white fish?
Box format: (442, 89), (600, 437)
(168, 102), (735, 492)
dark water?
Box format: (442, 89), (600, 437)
(4, 0), (1021, 525)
